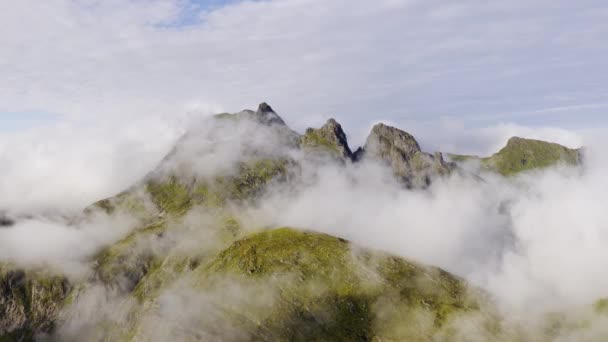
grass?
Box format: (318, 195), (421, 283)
(130, 215), (243, 302)
(447, 137), (581, 176)
(94, 220), (167, 289)
(86, 190), (150, 216)
(192, 158), (289, 207)
(193, 227), (481, 340)
(147, 176), (192, 216)
(446, 153), (479, 163)
(300, 128), (342, 156)
(213, 112), (238, 120)
(484, 137), (580, 176)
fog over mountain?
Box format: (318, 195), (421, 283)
(0, 103), (607, 341)
(1, 1), (607, 340)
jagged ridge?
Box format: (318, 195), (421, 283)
(0, 103), (587, 340)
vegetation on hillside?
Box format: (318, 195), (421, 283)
(0, 106), (590, 340)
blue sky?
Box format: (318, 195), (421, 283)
(0, 111), (57, 132)
(166, 0), (245, 26)
(1, 0), (607, 139)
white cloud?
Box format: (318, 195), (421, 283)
(1, 3), (607, 337)
(0, 115), (182, 215)
(244, 131), (608, 313)
(0, 0), (606, 131)
(0, 211), (140, 278)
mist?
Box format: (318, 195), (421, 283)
(0, 112), (606, 340)
(3, 0), (607, 339)
(151, 114), (608, 317)
(251, 153), (608, 312)
(0, 116), (182, 216)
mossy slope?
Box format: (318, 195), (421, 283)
(447, 137), (582, 176)
(93, 157), (288, 290)
(188, 228), (483, 341)
(84, 105), (297, 299)
(483, 137), (581, 176)
(300, 118), (353, 160)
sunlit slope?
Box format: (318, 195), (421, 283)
(448, 137), (582, 176)
(0, 103), (589, 341)
(189, 227), (484, 341)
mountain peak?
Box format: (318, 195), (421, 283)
(253, 102), (286, 126)
(214, 102), (287, 127)
(300, 118), (353, 159)
(257, 102), (275, 113)
(505, 136), (538, 146)
(507, 136), (523, 143)
(367, 123), (421, 155)
(362, 123), (452, 187)
(488, 136), (581, 175)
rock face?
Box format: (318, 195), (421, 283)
(215, 102), (287, 127)
(0, 214), (14, 227)
(300, 118), (353, 160)
(0, 266), (72, 340)
(360, 123), (454, 187)
(255, 102), (286, 126)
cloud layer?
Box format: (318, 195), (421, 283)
(1, 0), (607, 131)
(1, 2), (607, 338)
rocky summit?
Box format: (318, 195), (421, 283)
(358, 123), (455, 188)
(300, 118), (353, 160)
(0, 103), (589, 341)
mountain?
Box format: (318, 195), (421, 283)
(448, 136), (582, 176)
(300, 118), (353, 161)
(358, 123), (454, 188)
(0, 103), (588, 341)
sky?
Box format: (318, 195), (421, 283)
(1, 0), (606, 130)
(0, 0), (606, 212)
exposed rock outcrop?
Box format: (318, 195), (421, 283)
(0, 266), (72, 340)
(300, 118), (353, 160)
(358, 123), (454, 188)
(0, 214), (14, 227)
(215, 102), (287, 127)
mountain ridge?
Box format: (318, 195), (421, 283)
(0, 103), (589, 341)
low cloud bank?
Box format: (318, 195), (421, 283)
(247, 133), (608, 314)
(0, 113), (606, 339)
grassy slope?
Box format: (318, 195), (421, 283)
(484, 137), (580, 176)
(93, 158), (289, 288)
(300, 128), (342, 156)
(190, 228), (484, 341)
(447, 137), (580, 176)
